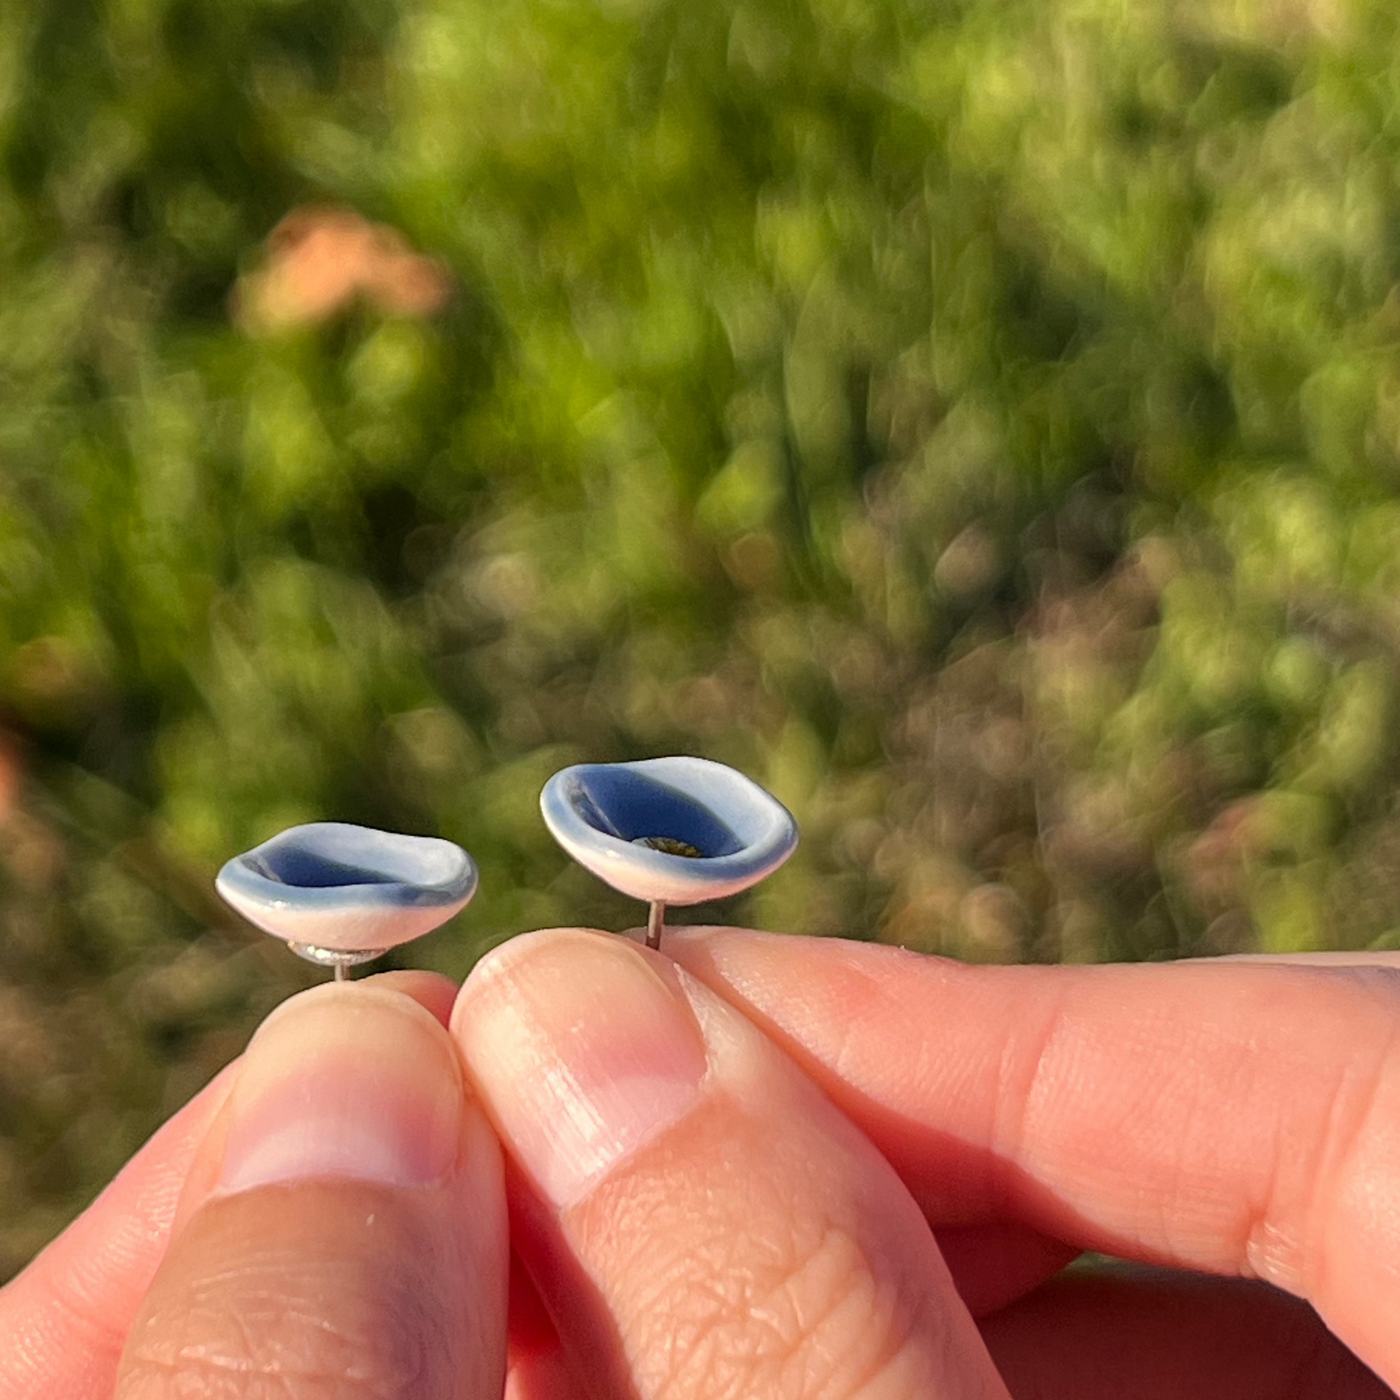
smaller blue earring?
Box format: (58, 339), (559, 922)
(540, 757), (797, 949)
(216, 822), (477, 980)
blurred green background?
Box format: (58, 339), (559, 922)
(3, 0), (1400, 1272)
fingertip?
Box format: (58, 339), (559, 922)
(360, 968), (459, 1027)
(453, 929), (706, 1209)
(216, 981), (465, 1196)
(451, 928), (619, 1035)
(116, 975), (508, 1399)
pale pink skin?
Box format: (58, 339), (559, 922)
(4, 937), (1396, 1400)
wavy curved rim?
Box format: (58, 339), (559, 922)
(540, 758), (798, 903)
(216, 822), (478, 913)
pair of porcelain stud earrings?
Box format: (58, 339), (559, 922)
(216, 757), (799, 978)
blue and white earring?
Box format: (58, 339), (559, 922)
(540, 756), (797, 949)
(216, 822), (477, 980)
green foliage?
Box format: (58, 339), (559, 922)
(3, 0), (1400, 1267)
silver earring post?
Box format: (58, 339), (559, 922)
(646, 899), (666, 950)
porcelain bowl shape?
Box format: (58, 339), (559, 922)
(216, 823), (477, 954)
(540, 757), (797, 906)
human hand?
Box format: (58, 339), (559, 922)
(0, 971), (508, 1400)
(448, 928), (1398, 1397)
(7, 931), (1399, 1398)
(654, 929), (1400, 1396)
(3, 932), (1002, 1400)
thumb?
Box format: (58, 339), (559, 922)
(115, 981), (506, 1400)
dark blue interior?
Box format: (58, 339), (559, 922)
(569, 769), (743, 857)
(248, 848), (399, 888)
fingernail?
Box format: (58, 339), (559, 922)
(453, 931), (707, 1208)
(218, 985), (462, 1193)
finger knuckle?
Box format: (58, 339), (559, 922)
(582, 1104), (939, 1400)
(1247, 968), (1400, 1290)
(118, 1262), (438, 1400)
(116, 1193), (453, 1400)
(636, 1215), (921, 1400)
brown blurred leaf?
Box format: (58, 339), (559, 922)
(232, 206), (452, 334)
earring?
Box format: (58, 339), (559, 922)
(216, 822), (477, 980)
(539, 757), (797, 949)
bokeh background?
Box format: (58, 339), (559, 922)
(2, 0), (1399, 1273)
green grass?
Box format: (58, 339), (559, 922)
(3, 0), (1400, 1272)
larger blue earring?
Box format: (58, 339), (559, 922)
(216, 822), (477, 979)
(540, 757), (798, 949)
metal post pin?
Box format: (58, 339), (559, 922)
(646, 899), (666, 951)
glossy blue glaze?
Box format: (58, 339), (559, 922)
(540, 757), (797, 906)
(216, 822), (477, 957)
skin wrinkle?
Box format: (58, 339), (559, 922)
(1179, 997), (1292, 1276)
(25, 1263), (125, 1361)
(1166, 994), (1319, 1274)
(1229, 969), (1400, 1296)
(777, 1243), (925, 1400)
(759, 1227), (881, 1398)
(117, 1189), (467, 1400)
(1238, 1053), (1330, 1292)
(573, 1098), (942, 1400)
(1175, 1019), (1277, 1266)
(656, 1246), (917, 1400)
(649, 1228), (806, 1389)
(767, 1225), (864, 1350)
(3, 1270), (124, 1400)
(1153, 1032), (1231, 1270)
(759, 1221), (924, 1397)
(994, 986), (1073, 1220)
(990, 967), (1399, 1281)
(825, 1004), (869, 1104)
(594, 1174), (754, 1389)
(126, 1277), (432, 1393)
(122, 1305), (432, 1400)
(182, 1271), (420, 1371)
(119, 1353), (303, 1400)
(119, 1351), (411, 1400)
(819, 953), (909, 1094)
(1308, 1005), (1400, 1306)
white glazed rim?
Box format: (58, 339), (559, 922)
(540, 757), (798, 906)
(215, 822), (478, 914)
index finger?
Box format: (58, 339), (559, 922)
(665, 930), (1400, 1390)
